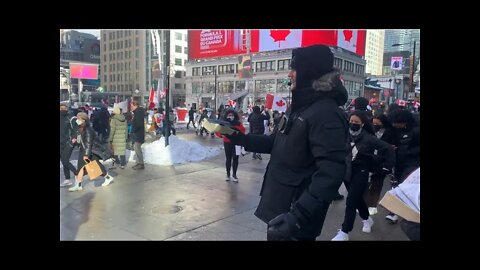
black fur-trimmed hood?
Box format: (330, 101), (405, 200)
(291, 70), (348, 112)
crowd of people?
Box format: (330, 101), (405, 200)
(61, 44), (420, 241)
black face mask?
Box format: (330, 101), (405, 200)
(374, 125), (383, 132)
(349, 123), (362, 132)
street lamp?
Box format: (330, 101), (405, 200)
(204, 68), (217, 112)
(392, 40), (416, 100)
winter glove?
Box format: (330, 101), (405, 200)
(267, 212), (301, 241)
(223, 129), (247, 146)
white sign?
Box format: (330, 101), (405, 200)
(391, 57), (403, 70)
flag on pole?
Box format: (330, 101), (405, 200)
(148, 86), (155, 109)
(160, 88), (166, 98)
(265, 94), (287, 112)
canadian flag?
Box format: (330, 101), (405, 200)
(265, 94), (287, 112)
(396, 99), (407, 107)
(159, 88), (167, 99)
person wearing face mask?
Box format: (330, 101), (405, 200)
(385, 109), (420, 223)
(365, 114), (396, 215)
(216, 109), (246, 182)
(331, 110), (395, 241)
(60, 104), (78, 187)
(68, 112), (115, 192)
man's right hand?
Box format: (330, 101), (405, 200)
(224, 130), (247, 146)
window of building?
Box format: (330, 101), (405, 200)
(175, 71), (182, 78)
(183, 71), (186, 77)
(136, 49), (139, 58)
(104, 65), (107, 72)
(184, 47), (188, 54)
(184, 59), (187, 66)
(255, 61), (275, 72)
(112, 32), (115, 39)
(192, 67), (200, 76)
(109, 43), (112, 50)
(202, 66), (216, 75)
(175, 58), (182, 66)
(136, 72), (138, 80)
(103, 33), (106, 40)
(104, 55), (106, 61)
(184, 33), (188, 41)
(218, 64), (235, 74)
(104, 75), (107, 82)
(175, 45), (182, 53)
(175, 32), (182, 40)
(218, 81), (234, 94)
(334, 58), (343, 69)
(355, 64), (364, 74)
(175, 83), (182, 89)
(112, 64), (115, 72)
(129, 39), (132, 47)
(277, 59), (291, 71)
(136, 61), (139, 69)
(103, 44), (106, 51)
(192, 82), (202, 94)
(344, 61), (354, 72)
(112, 85), (116, 91)
(113, 42), (116, 50)
(135, 37), (138, 47)
(276, 78), (290, 92)
(255, 79), (276, 94)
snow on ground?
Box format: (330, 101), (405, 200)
(60, 136), (220, 169)
(138, 135), (221, 166)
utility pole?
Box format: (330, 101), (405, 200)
(165, 30), (171, 146)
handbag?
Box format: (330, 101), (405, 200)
(84, 159), (103, 180)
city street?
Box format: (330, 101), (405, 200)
(60, 128), (409, 241)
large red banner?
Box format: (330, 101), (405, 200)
(189, 29), (366, 59)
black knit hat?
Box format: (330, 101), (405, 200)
(290, 45), (334, 89)
(354, 97), (369, 111)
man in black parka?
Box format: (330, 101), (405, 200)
(224, 45), (349, 240)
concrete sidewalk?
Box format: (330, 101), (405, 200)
(60, 131), (408, 241)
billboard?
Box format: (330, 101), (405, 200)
(391, 57), (403, 70)
(189, 29), (366, 59)
(69, 63), (99, 80)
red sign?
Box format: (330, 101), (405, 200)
(189, 29), (366, 59)
(69, 63), (98, 80)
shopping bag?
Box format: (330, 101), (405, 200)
(84, 159), (103, 180)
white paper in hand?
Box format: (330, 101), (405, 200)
(390, 167), (420, 212)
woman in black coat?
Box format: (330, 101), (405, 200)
(331, 110), (395, 241)
(364, 113), (396, 215)
(68, 112), (114, 192)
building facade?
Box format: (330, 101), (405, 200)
(365, 30), (385, 75)
(100, 29), (188, 106)
(185, 46), (366, 111)
(60, 30), (100, 68)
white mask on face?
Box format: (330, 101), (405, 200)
(76, 119), (85, 126)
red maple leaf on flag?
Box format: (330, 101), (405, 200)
(270, 30), (291, 47)
(343, 30), (353, 42)
(276, 99), (286, 107)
